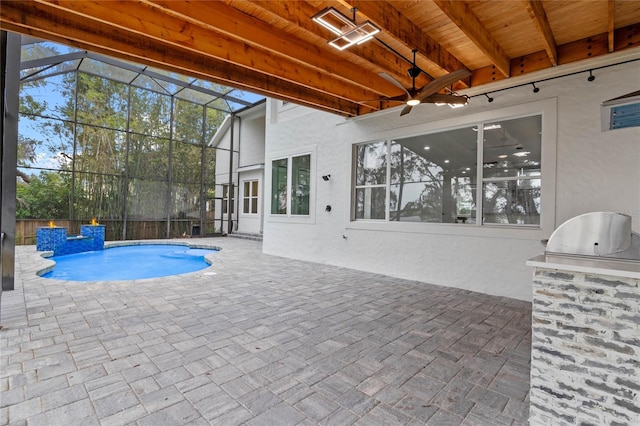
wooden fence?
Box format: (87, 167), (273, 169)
(14, 219), (217, 245)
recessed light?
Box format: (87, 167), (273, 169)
(504, 169), (509, 172)
(512, 151), (531, 157)
(424, 146), (430, 150)
(472, 123), (502, 131)
(498, 154), (508, 159)
(444, 160), (450, 163)
(465, 167), (471, 171)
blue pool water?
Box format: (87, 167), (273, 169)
(41, 244), (218, 281)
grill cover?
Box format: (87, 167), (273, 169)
(546, 212), (632, 257)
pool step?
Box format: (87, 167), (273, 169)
(227, 232), (263, 242)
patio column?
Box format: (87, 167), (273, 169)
(1, 31), (21, 292)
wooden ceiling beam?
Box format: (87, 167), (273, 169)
(524, 0), (558, 66)
(432, 0), (511, 77)
(0, 0), (365, 116)
(30, 0), (379, 106)
(233, 0), (419, 90)
(144, 0), (401, 98)
(608, 0), (615, 53)
(337, 0), (468, 77)
(471, 24), (640, 86)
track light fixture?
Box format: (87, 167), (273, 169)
(531, 82), (540, 93)
(588, 70), (595, 82)
(484, 93), (494, 103)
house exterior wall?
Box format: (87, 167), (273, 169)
(239, 115), (266, 168)
(262, 61), (640, 302)
(237, 168), (264, 234)
(212, 104), (266, 235)
(212, 119), (235, 231)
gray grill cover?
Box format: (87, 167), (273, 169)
(546, 212), (631, 257)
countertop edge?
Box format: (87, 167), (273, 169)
(527, 254), (640, 279)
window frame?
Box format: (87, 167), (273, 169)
(348, 98), (556, 239)
(242, 179), (259, 215)
(222, 184), (234, 215)
(268, 147), (315, 222)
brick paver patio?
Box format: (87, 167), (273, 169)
(1, 238), (531, 425)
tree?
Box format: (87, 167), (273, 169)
(16, 171), (71, 219)
(17, 43), (229, 239)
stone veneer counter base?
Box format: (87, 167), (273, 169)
(527, 256), (640, 424)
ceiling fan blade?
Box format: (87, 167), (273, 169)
(378, 72), (411, 98)
(416, 69), (471, 102)
(400, 104), (413, 116)
(422, 93), (468, 105)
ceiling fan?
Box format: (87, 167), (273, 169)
(378, 50), (471, 116)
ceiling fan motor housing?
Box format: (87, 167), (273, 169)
(407, 67), (421, 78)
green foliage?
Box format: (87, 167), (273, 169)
(16, 171), (71, 219)
(17, 56), (227, 231)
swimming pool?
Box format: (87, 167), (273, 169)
(40, 244), (218, 281)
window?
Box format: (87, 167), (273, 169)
(353, 114), (542, 226)
(271, 154), (311, 216)
(271, 159), (288, 214)
(481, 116), (541, 225)
(222, 184), (234, 214)
(243, 180), (259, 214)
(354, 141), (387, 220)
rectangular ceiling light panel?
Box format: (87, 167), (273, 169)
(329, 22), (380, 50)
(312, 8), (355, 35)
(313, 7), (380, 50)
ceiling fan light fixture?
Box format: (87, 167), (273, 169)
(328, 22), (380, 50)
(406, 98), (421, 106)
(448, 101), (467, 109)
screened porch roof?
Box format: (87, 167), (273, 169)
(19, 36), (266, 113)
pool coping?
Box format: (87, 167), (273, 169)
(34, 240), (223, 281)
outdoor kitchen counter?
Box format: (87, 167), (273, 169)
(527, 253), (640, 279)
(527, 256), (640, 425)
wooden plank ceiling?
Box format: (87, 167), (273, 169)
(2, 0), (640, 117)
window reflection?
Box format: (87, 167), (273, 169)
(271, 159), (288, 215)
(291, 155), (310, 215)
(270, 155), (310, 216)
(483, 179), (541, 225)
(482, 116), (541, 179)
(355, 187), (386, 220)
(355, 141), (387, 186)
(388, 126), (477, 223)
(352, 114), (543, 227)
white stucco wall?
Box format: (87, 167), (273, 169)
(238, 115), (266, 168)
(262, 61), (640, 301)
(211, 103), (266, 234)
(237, 168), (264, 235)
(212, 120), (233, 179)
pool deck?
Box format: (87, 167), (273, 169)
(1, 238), (532, 425)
